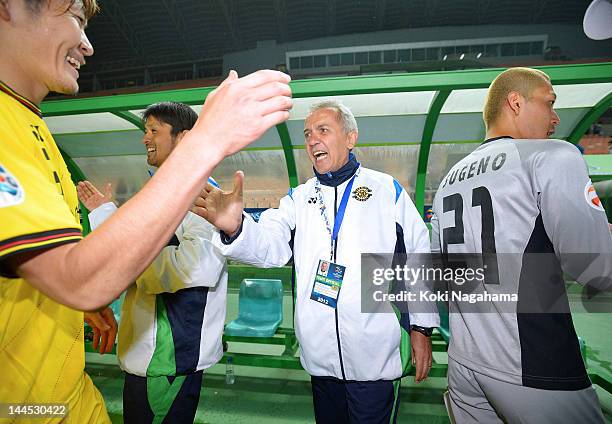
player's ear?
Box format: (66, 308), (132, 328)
(175, 129), (189, 144)
(507, 91), (522, 115)
(346, 130), (358, 150)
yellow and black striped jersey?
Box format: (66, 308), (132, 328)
(0, 82), (82, 260)
(0, 80), (88, 412)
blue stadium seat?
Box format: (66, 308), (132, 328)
(225, 279), (284, 337)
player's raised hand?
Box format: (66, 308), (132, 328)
(77, 181), (113, 211)
(192, 171), (244, 236)
(188, 70), (292, 159)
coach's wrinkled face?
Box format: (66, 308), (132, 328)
(304, 108), (357, 174)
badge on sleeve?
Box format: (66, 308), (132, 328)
(584, 180), (604, 212)
(0, 163), (24, 208)
(310, 259), (346, 308)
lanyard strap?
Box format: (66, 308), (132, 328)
(315, 169), (359, 259)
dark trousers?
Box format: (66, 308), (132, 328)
(123, 371), (203, 424)
(311, 376), (400, 424)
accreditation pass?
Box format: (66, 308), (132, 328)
(310, 259), (346, 308)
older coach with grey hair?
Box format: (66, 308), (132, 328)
(194, 100), (439, 423)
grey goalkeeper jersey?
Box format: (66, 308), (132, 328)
(431, 137), (612, 390)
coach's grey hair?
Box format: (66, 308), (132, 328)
(308, 100), (358, 134)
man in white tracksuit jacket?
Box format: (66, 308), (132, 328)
(194, 100), (439, 424)
(78, 102), (228, 424)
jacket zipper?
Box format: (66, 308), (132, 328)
(333, 185), (347, 380)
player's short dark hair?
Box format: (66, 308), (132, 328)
(142, 102), (198, 137)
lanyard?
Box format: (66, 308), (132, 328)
(314, 168), (359, 260)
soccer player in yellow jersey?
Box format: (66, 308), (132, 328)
(0, 0), (292, 422)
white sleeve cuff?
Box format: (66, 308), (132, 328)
(88, 202), (118, 230)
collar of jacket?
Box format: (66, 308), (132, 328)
(314, 152), (360, 187)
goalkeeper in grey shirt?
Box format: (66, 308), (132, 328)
(431, 67), (612, 423)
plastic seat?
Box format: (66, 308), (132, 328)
(109, 292), (125, 321)
(225, 279), (283, 337)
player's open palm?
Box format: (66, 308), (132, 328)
(76, 181), (113, 211)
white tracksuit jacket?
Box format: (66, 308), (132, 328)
(214, 165), (439, 381)
(90, 204), (228, 377)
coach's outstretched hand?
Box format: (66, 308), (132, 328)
(193, 171), (244, 237)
